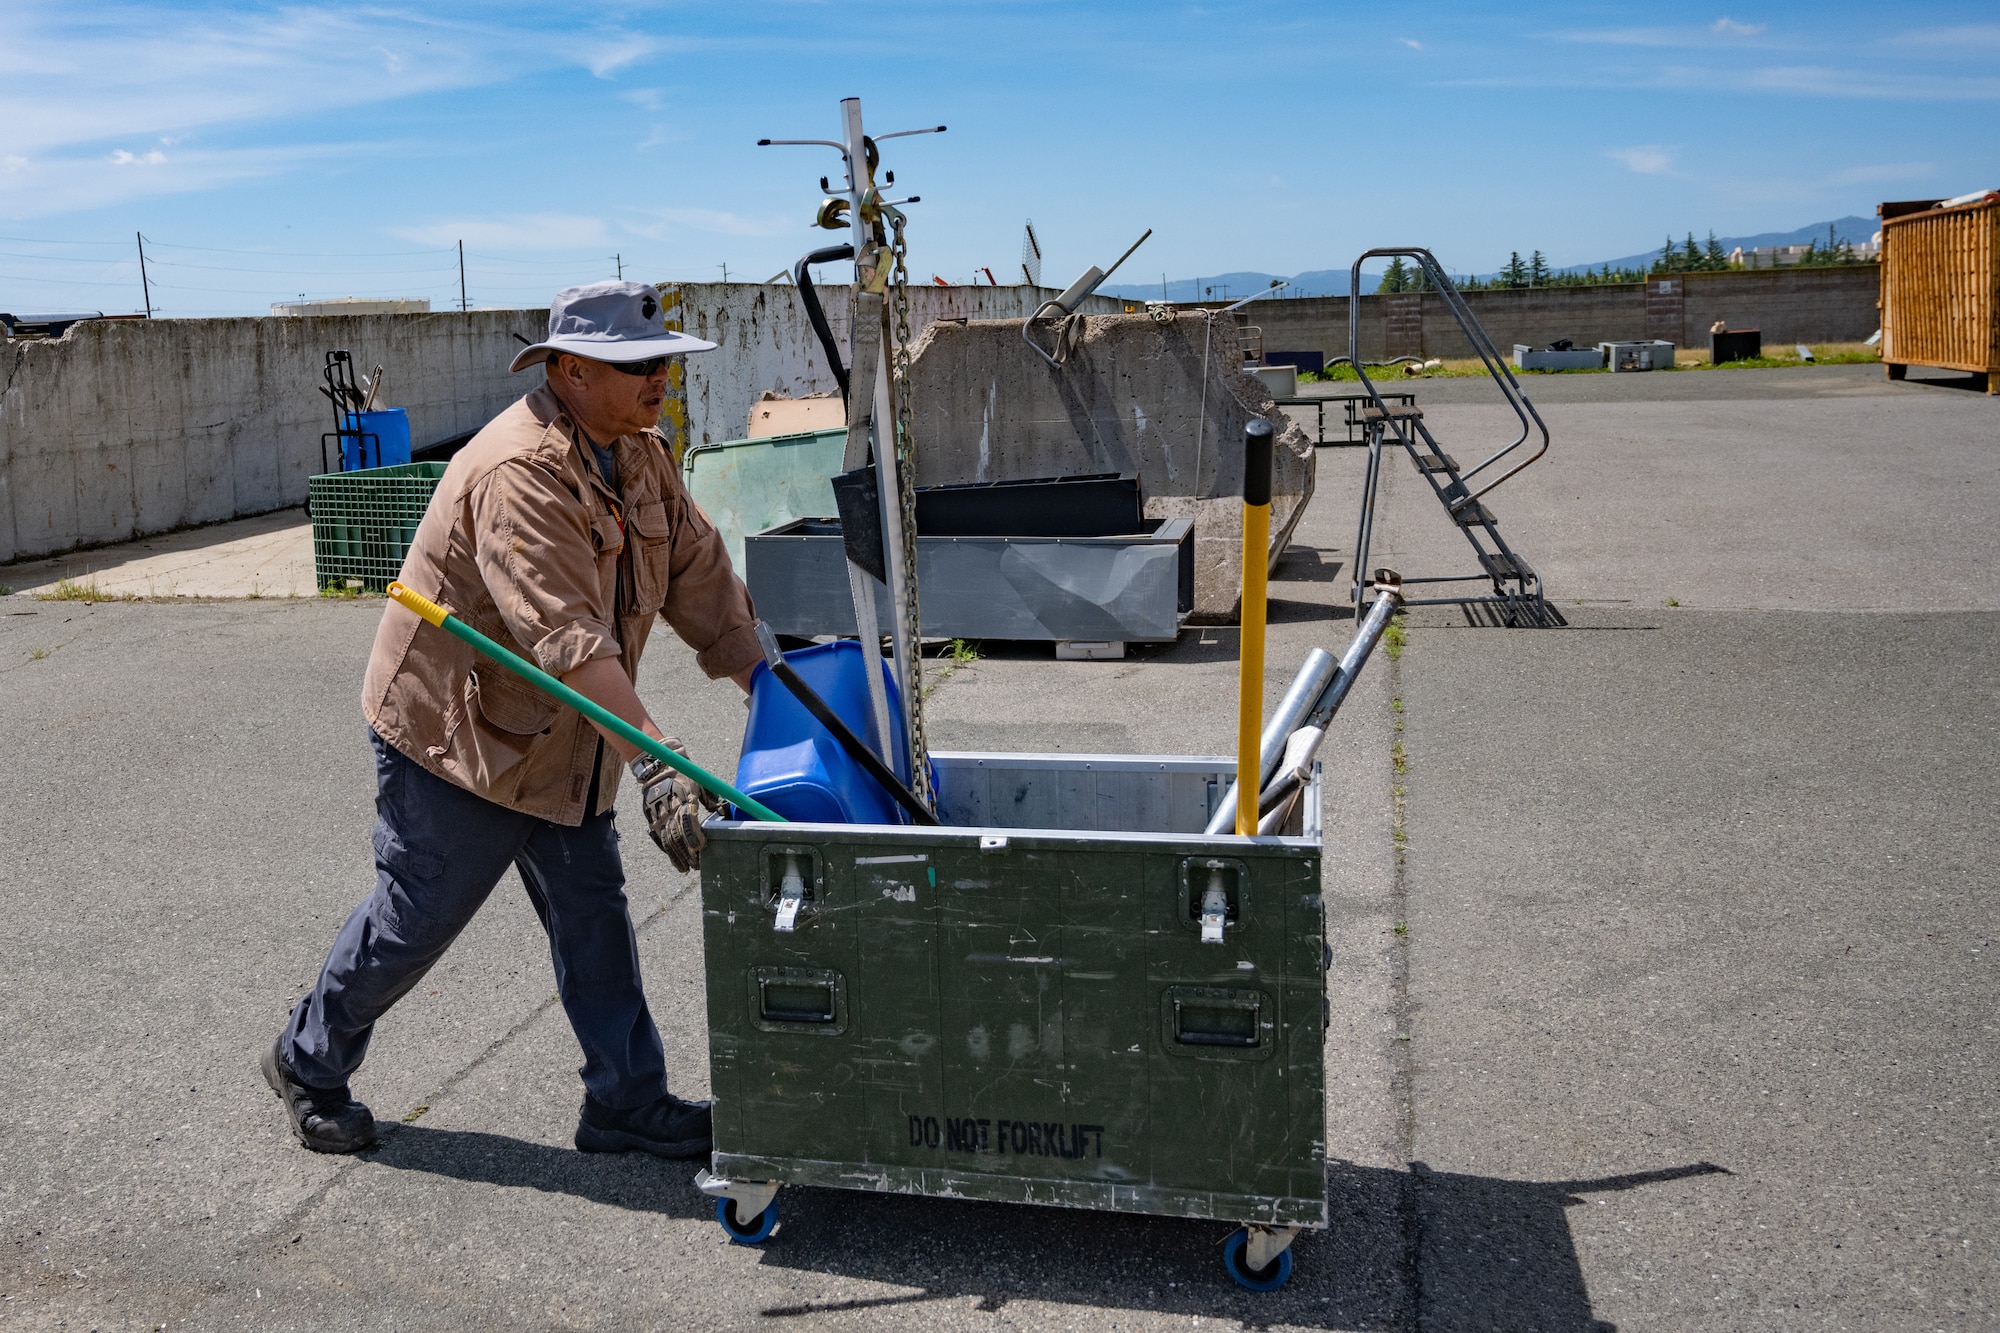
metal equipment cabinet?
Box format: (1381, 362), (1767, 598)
(697, 751), (1326, 1290)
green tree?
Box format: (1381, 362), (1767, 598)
(1680, 232), (1703, 269)
(1377, 257), (1410, 293)
(1529, 250), (1551, 286)
(1653, 235), (1677, 273)
(1501, 251), (1529, 289)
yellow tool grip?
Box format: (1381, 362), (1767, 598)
(386, 581), (451, 628)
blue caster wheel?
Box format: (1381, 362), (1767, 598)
(1221, 1228), (1293, 1291)
(716, 1195), (779, 1245)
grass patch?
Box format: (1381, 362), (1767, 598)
(0, 584), (12, 597)
(35, 577), (136, 603)
(27, 647), (47, 661)
(1305, 342), (1880, 382)
(1694, 341), (1880, 370)
(1383, 613), (1407, 661)
(318, 581), (368, 600)
(921, 638), (982, 701)
(1308, 360), (1493, 383)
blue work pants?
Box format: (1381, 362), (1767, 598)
(281, 730), (670, 1109)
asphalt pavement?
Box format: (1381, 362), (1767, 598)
(1, 365), (1994, 1330)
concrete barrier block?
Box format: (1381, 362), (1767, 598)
(904, 312), (1315, 620)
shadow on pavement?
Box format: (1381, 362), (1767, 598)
(1900, 369), (1992, 393)
(701, 1157), (1729, 1330)
(1412, 1159), (1730, 1333)
(364, 1123), (712, 1219)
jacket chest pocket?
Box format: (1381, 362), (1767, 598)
(626, 499), (672, 611)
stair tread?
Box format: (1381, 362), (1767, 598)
(1362, 403), (1425, 420)
(1412, 452), (1459, 473)
(1480, 551), (1536, 581)
(1452, 502), (1497, 527)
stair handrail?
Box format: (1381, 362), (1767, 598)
(1346, 248), (1550, 508)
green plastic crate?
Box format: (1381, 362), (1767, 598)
(308, 462), (448, 593)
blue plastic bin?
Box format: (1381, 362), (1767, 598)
(341, 409), (412, 470)
(734, 641), (913, 825)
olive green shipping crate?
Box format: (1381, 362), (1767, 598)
(700, 752), (1329, 1243)
(308, 462), (448, 592)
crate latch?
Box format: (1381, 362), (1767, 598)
(1199, 861), (1231, 944)
(773, 852), (808, 932)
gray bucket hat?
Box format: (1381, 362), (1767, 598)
(510, 280), (717, 372)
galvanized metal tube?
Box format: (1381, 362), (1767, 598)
(1306, 589), (1400, 730)
(1204, 647), (1336, 836)
(1205, 581), (1402, 836)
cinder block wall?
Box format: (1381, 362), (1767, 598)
(0, 310), (544, 564)
(1189, 266), (1880, 363)
(1679, 267), (1880, 344)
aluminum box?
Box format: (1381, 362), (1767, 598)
(1513, 344), (1604, 372)
(1598, 339), (1677, 372)
(700, 751), (1328, 1231)
(745, 517), (1195, 644)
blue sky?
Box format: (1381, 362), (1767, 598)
(2, 1), (1995, 316)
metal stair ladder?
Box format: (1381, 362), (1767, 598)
(1345, 248), (1551, 625)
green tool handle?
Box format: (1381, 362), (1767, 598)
(387, 581), (786, 823)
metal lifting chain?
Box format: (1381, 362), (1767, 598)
(888, 212), (933, 807)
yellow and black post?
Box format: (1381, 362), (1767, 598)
(1236, 418), (1274, 836)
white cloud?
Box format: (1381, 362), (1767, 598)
(1826, 161), (1935, 186)
(1399, 37), (1422, 50)
(580, 36), (660, 78)
(620, 87), (669, 111)
(0, 5), (686, 214)
(390, 214), (612, 249)
(1445, 62), (2000, 101)
(1610, 145), (1675, 174)
(1892, 24), (2000, 50)
(1711, 18), (1766, 36)
(0, 143), (354, 220)
(625, 207), (787, 239)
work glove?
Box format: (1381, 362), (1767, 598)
(631, 741), (725, 873)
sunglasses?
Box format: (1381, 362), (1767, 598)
(608, 355), (671, 377)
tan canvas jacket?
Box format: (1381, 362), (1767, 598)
(362, 383), (759, 824)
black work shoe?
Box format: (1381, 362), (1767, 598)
(575, 1092), (713, 1159)
(261, 1037), (378, 1154)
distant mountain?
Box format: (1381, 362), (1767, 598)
(1554, 215), (1878, 276)
(1105, 217), (1877, 299)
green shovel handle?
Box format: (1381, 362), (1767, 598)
(387, 581), (785, 823)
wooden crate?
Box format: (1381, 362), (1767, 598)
(1879, 194), (2000, 393)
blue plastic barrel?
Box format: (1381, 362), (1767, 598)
(340, 409), (412, 470)
(734, 641), (911, 825)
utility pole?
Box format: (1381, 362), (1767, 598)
(718, 262), (728, 284)
(458, 240), (468, 312)
(136, 232), (152, 317)
(615, 253), (623, 280)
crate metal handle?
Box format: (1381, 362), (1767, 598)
(1173, 993), (1263, 1048)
